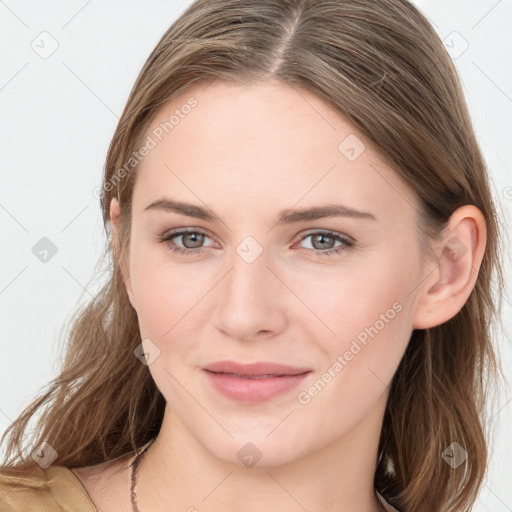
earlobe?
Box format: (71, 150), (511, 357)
(412, 205), (487, 330)
(109, 197), (137, 310)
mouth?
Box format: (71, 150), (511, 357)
(202, 361), (312, 404)
(203, 360), (311, 377)
(206, 372), (301, 379)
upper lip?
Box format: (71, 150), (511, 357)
(203, 360), (311, 377)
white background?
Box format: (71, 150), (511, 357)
(0, 1), (510, 510)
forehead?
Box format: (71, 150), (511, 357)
(133, 79), (419, 225)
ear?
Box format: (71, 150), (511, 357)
(110, 197), (136, 310)
(412, 205), (487, 329)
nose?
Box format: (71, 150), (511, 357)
(213, 243), (288, 342)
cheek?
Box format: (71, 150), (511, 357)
(293, 251), (414, 338)
(294, 269), (414, 433)
(128, 239), (204, 330)
(296, 252), (417, 392)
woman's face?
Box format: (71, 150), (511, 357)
(118, 79), (430, 466)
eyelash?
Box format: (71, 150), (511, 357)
(157, 228), (355, 257)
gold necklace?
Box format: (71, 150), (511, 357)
(130, 441), (153, 512)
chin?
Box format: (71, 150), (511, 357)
(198, 430), (311, 470)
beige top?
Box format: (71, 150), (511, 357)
(0, 464), (400, 511)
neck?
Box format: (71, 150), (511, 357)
(136, 400), (387, 512)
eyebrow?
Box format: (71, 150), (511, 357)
(143, 198), (377, 224)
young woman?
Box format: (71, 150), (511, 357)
(0, 1), (505, 511)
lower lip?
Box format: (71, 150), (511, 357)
(203, 370), (311, 404)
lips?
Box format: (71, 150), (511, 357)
(202, 360), (312, 404)
(203, 360), (311, 377)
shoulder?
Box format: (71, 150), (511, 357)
(70, 457), (134, 511)
(0, 464), (97, 512)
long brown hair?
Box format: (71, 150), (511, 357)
(1, 1), (506, 510)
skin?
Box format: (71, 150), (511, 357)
(72, 79), (486, 512)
